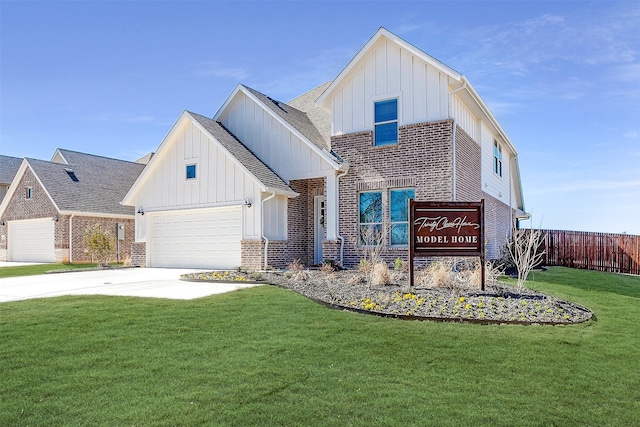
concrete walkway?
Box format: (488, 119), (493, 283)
(0, 266), (262, 303)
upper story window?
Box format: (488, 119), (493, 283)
(389, 188), (415, 246)
(26, 187), (33, 199)
(186, 164), (196, 180)
(493, 140), (503, 177)
(374, 99), (398, 146)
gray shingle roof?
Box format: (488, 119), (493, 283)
(287, 82), (332, 145)
(0, 155), (22, 184)
(243, 85), (331, 151)
(188, 112), (295, 195)
(27, 149), (145, 215)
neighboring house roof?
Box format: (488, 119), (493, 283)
(1, 150), (145, 217)
(188, 112), (295, 195)
(0, 155), (22, 185)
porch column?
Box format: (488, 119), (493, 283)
(325, 172), (338, 241)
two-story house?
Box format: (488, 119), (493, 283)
(122, 28), (527, 269)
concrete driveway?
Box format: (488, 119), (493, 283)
(0, 266), (262, 303)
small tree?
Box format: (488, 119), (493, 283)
(83, 224), (115, 268)
(508, 227), (546, 292)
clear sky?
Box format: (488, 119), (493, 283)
(1, 1), (639, 234)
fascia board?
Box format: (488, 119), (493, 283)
(510, 157), (526, 212)
(121, 111), (191, 205)
(50, 148), (68, 164)
(461, 78), (518, 156)
(0, 160), (61, 218)
(59, 210), (135, 219)
(238, 86), (342, 170)
(212, 83), (244, 121)
(188, 113), (296, 198)
(316, 27), (462, 109)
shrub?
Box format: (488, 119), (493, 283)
(370, 263), (391, 287)
(82, 224), (115, 268)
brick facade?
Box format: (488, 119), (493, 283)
(130, 242), (146, 267)
(331, 120), (457, 268)
(0, 167), (135, 263)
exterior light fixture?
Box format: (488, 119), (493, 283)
(52, 215), (59, 222)
(244, 199), (252, 208)
(137, 208), (144, 215)
(0, 220), (5, 226)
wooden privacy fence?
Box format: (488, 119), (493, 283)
(540, 229), (640, 275)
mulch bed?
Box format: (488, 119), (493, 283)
(182, 269), (593, 325)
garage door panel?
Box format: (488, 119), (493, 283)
(9, 218), (55, 263)
(149, 207), (242, 269)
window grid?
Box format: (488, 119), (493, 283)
(493, 140), (503, 177)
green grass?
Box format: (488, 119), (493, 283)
(0, 263), (120, 278)
(1, 267), (639, 426)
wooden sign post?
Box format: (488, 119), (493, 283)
(409, 200), (485, 290)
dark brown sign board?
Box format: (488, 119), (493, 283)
(409, 200), (485, 290)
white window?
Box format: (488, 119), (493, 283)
(26, 187), (33, 199)
(493, 140), (503, 177)
(374, 99), (398, 146)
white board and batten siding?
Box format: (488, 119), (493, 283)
(135, 121), (262, 241)
(330, 37), (451, 136)
(481, 122), (517, 207)
(218, 91), (334, 181)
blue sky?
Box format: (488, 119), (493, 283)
(1, 1), (639, 234)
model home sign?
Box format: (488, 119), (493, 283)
(409, 200), (486, 289)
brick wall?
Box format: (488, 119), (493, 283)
(484, 192), (514, 259)
(0, 167), (135, 263)
(454, 125), (482, 201)
(331, 119), (455, 268)
(70, 217), (136, 262)
(130, 242), (146, 267)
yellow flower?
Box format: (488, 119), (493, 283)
(459, 297), (465, 303)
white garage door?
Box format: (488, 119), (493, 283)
(148, 207), (242, 269)
(8, 218), (55, 263)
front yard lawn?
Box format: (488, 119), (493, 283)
(0, 263), (120, 278)
(1, 267), (639, 426)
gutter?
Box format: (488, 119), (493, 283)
(261, 191), (277, 270)
(68, 214), (75, 263)
(335, 167), (350, 267)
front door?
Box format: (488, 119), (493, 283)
(314, 196), (326, 265)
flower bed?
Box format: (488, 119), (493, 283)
(181, 269), (593, 325)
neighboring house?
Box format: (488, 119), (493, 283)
(0, 155), (22, 203)
(0, 149), (145, 263)
(122, 27), (527, 270)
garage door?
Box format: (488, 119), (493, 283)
(8, 218), (55, 263)
(148, 207), (242, 269)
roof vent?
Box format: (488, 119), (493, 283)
(64, 168), (79, 182)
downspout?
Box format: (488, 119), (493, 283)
(449, 81), (467, 202)
(510, 156), (515, 230)
(335, 168), (349, 267)
(68, 214), (75, 263)
(261, 191), (276, 270)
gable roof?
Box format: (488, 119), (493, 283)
(215, 84), (345, 171)
(1, 150), (145, 217)
(122, 111), (297, 205)
(316, 27), (462, 109)
(188, 112), (295, 195)
(287, 81), (332, 146)
(0, 155), (22, 185)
